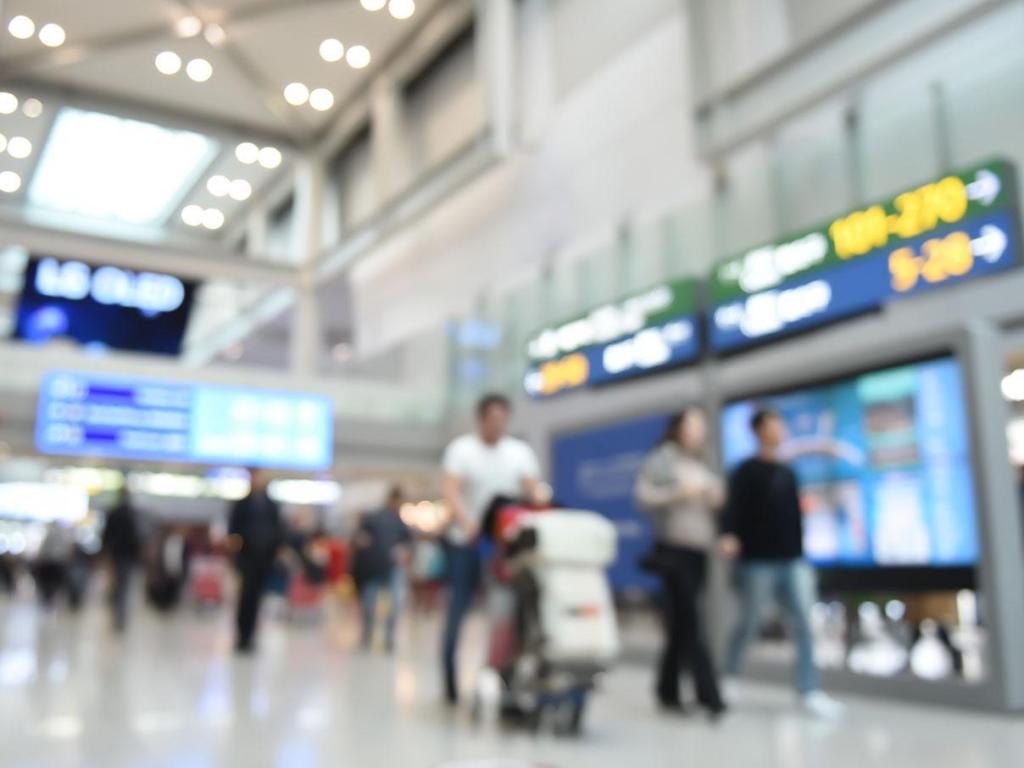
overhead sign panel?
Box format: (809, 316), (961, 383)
(524, 278), (701, 397)
(708, 159), (1020, 351)
(36, 371), (334, 471)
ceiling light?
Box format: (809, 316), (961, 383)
(236, 142), (259, 164)
(207, 175), (231, 197)
(346, 45), (371, 69)
(155, 51), (182, 75)
(229, 179), (252, 201)
(361, 0), (387, 10)
(7, 15), (35, 40)
(202, 208), (225, 230)
(258, 146), (282, 169)
(319, 38), (344, 62)
(0, 92), (17, 115)
(29, 107), (218, 227)
(309, 88), (335, 112)
(0, 172), (22, 194)
(176, 16), (203, 38)
(0, 135), (6, 154)
(388, 0), (416, 20)
(186, 58), (213, 83)
(284, 82), (309, 106)
(38, 23), (66, 47)
(181, 205), (204, 227)
(204, 24), (226, 46)
(6, 136), (32, 160)
(22, 98), (43, 118)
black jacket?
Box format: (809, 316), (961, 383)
(721, 457), (804, 561)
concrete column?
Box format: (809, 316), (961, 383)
(517, 0), (555, 147)
(289, 153), (325, 375)
(370, 74), (414, 204)
(475, 0), (516, 155)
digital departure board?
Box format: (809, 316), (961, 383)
(524, 278), (701, 397)
(36, 371), (334, 470)
(708, 159), (1020, 351)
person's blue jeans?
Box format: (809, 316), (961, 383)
(725, 558), (820, 694)
(361, 566), (407, 649)
(442, 542), (482, 702)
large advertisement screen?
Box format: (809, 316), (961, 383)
(14, 257), (196, 356)
(721, 356), (978, 569)
(36, 371), (334, 471)
(551, 413), (667, 593)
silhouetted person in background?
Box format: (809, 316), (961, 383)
(229, 468), (283, 654)
(356, 486), (412, 651)
(102, 489), (141, 633)
(34, 521), (76, 609)
(636, 408), (726, 716)
(719, 408), (843, 718)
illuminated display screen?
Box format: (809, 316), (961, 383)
(36, 371), (334, 471)
(14, 257), (196, 356)
(721, 356), (979, 569)
(708, 160), (1020, 351)
(524, 279), (700, 397)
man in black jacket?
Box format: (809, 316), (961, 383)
(719, 408), (843, 718)
(229, 468), (283, 653)
(103, 489), (141, 633)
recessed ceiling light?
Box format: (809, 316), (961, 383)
(0, 172), (22, 194)
(202, 208), (225, 230)
(30, 107), (218, 227)
(38, 23), (66, 47)
(0, 134), (6, 154)
(204, 23), (226, 46)
(0, 92), (17, 115)
(309, 88), (335, 112)
(388, 0), (416, 20)
(7, 15), (35, 40)
(207, 175), (231, 197)
(6, 136), (32, 160)
(346, 45), (371, 69)
(181, 204), (204, 227)
(258, 146), (282, 169)
(155, 51), (182, 76)
(319, 38), (344, 63)
(186, 58), (213, 83)
(283, 82), (309, 106)
(229, 179), (252, 201)
(22, 98), (43, 118)
(176, 16), (203, 38)
(236, 142), (259, 164)
(361, 0), (387, 10)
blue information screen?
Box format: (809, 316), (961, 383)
(552, 413), (669, 593)
(36, 371), (334, 471)
(721, 357), (978, 568)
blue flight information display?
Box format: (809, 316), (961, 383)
(36, 371), (334, 471)
(721, 356), (978, 568)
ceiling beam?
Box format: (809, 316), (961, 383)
(0, 209), (299, 286)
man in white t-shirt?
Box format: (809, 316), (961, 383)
(440, 393), (541, 704)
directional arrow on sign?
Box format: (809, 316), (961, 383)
(970, 224), (1008, 263)
(966, 169), (1001, 206)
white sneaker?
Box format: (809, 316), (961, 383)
(720, 678), (741, 705)
(801, 690), (845, 719)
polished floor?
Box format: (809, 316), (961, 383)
(1, 591), (1022, 768)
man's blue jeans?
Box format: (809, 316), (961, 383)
(725, 558), (820, 694)
(361, 566), (406, 649)
(442, 542), (482, 701)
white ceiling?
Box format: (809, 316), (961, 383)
(0, 0), (439, 139)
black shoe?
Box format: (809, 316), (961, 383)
(444, 671), (458, 706)
(658, 698), (686, 715)
(702, 701), (727, 720)
(235, 641), (255, 655)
